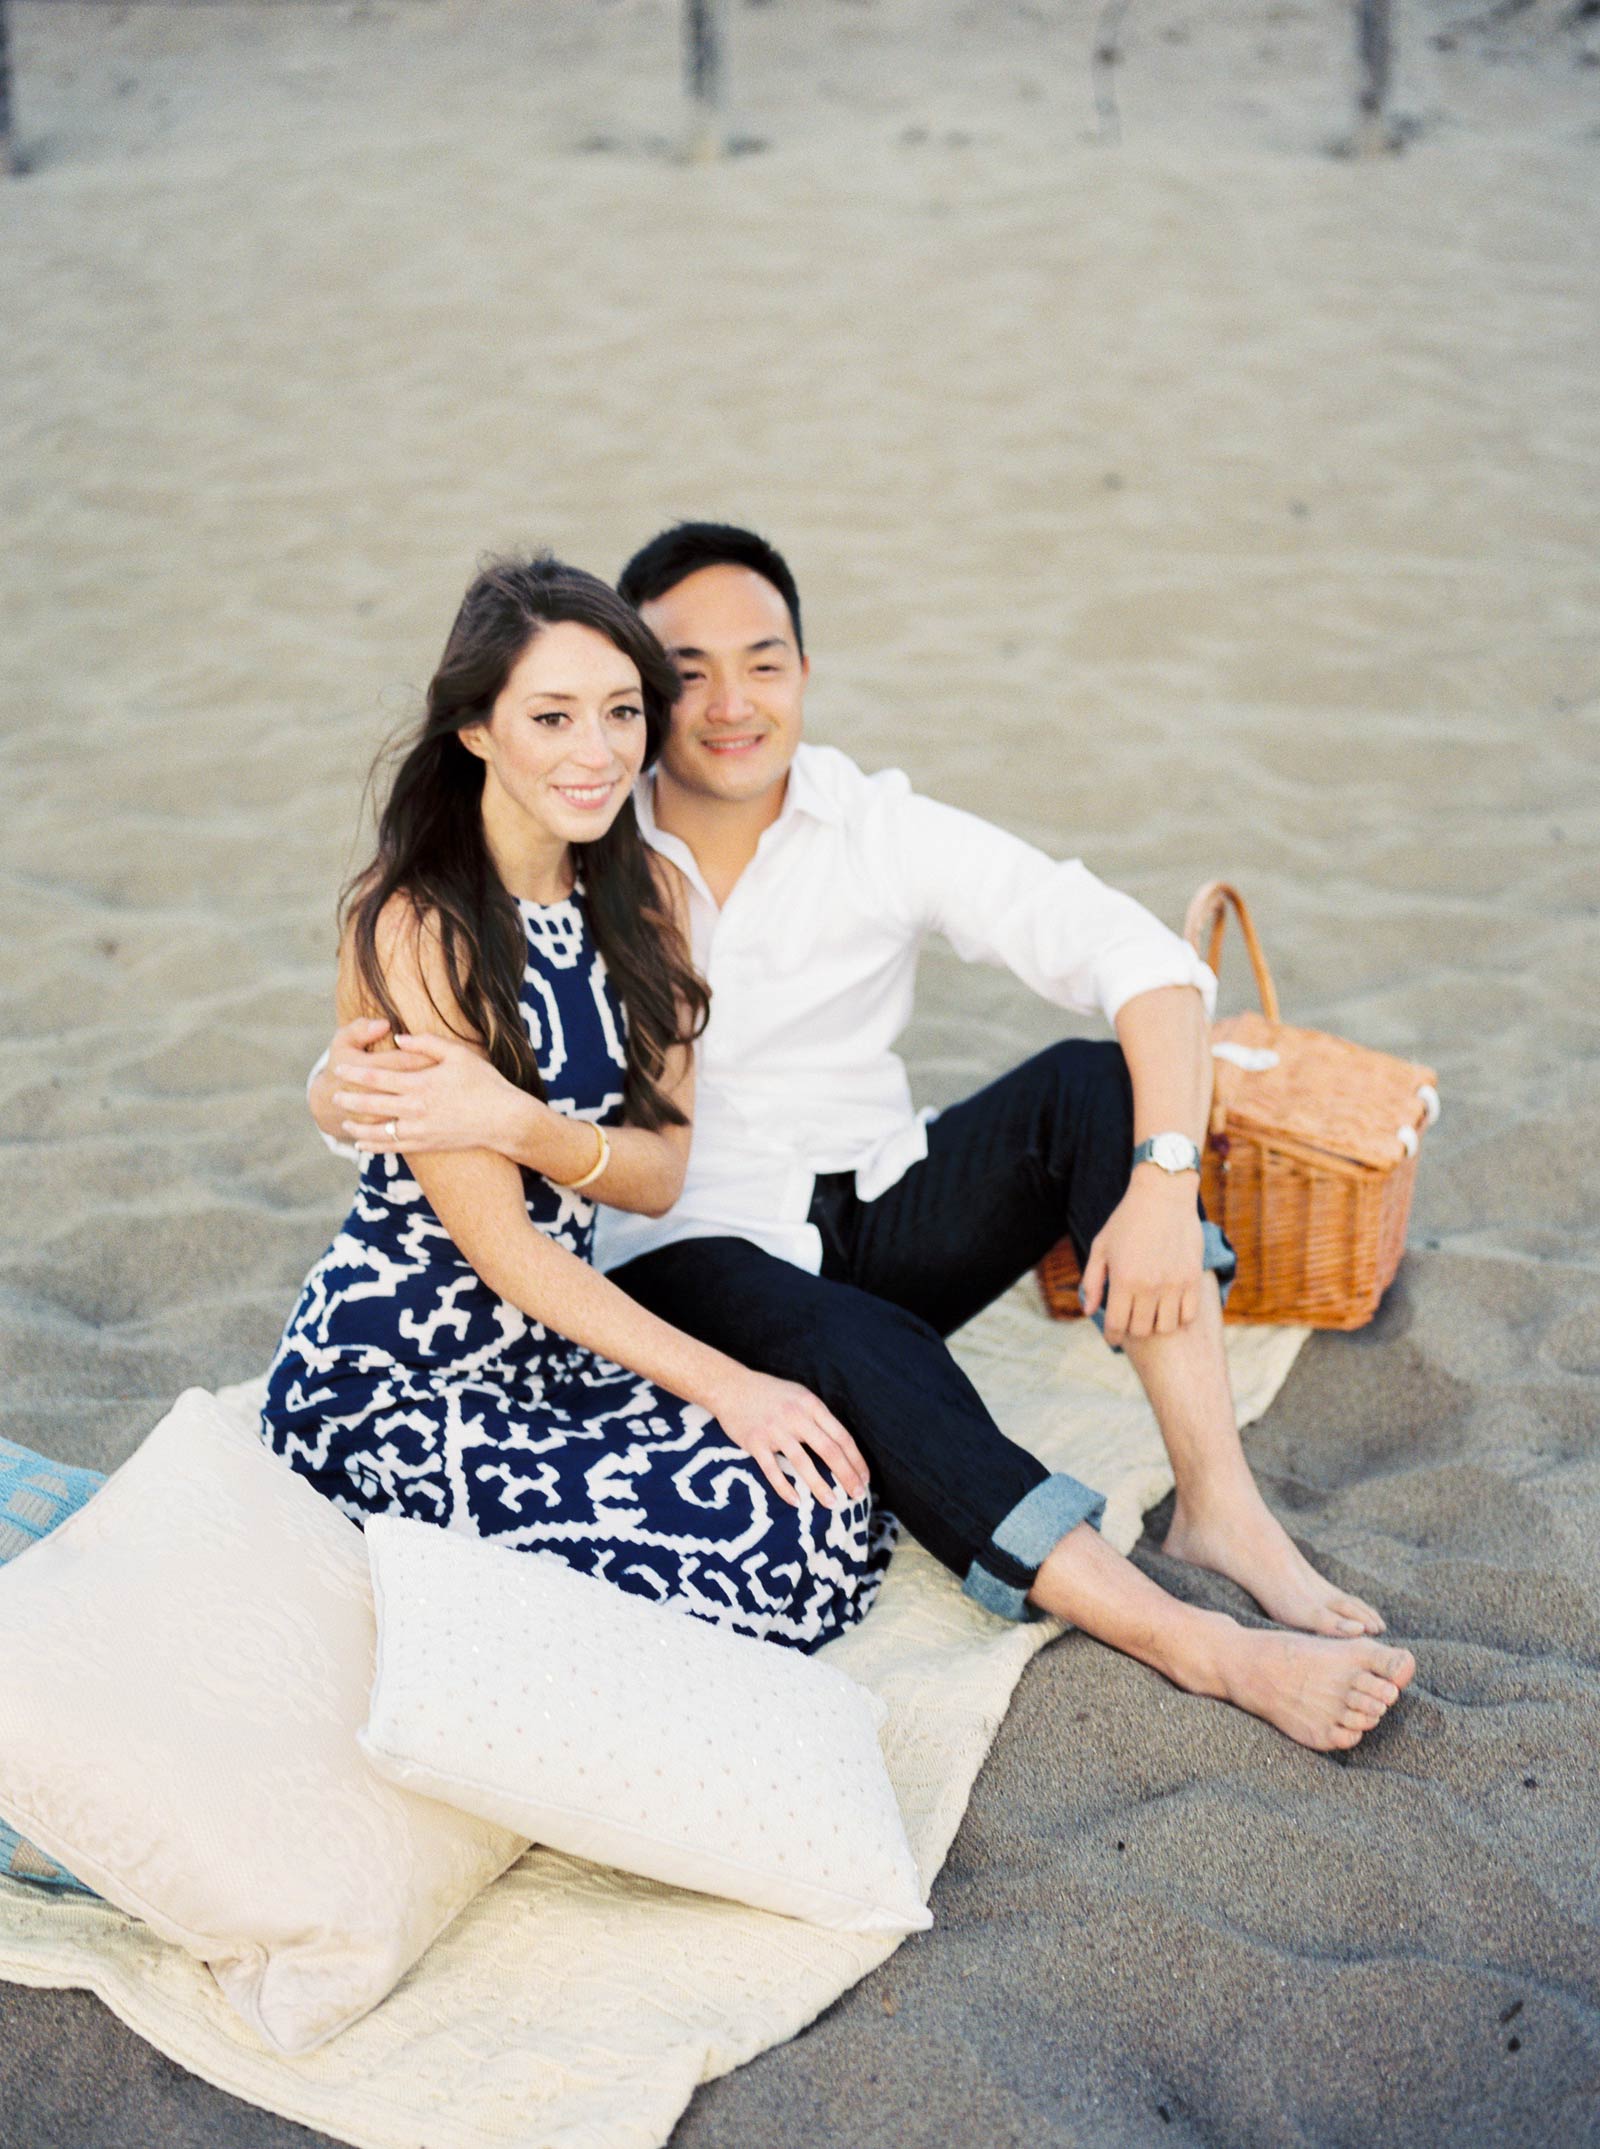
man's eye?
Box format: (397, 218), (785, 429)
(677, 671), (706, 686)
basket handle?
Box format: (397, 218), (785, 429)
(1183, 880), (1281, 1024)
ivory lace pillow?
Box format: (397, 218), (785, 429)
(359, 1515), (931, 1936)
(0, 1391), (527, 2055)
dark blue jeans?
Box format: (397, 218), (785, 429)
(611, 1041), (1235, 1621)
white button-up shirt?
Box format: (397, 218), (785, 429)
(595, 743), (1216, 1278)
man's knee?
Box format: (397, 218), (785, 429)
(1026, 1038), (1134, 1165)
(609, 1241), (799, 1351)
(621, 1246), (947, 1398)
(798, 1282), (947, 1390)
(1040, 1036), (1132, 1107)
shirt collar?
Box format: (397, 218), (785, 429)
(635, 742), (843, 866)
(781, 744), (845, 827)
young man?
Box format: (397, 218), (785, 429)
(314, 524), (1413, 1751)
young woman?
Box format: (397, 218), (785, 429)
(261, 556), (891, 1650)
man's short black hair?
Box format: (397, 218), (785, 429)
(617, 522), (804, 655)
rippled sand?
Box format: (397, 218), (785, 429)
(2, 2), (1598, 2142)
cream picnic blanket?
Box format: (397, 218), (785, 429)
(0, 1285), (1307, 2149)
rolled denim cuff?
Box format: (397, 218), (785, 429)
(1082, 1219), (1237, 1351)
(962, 1472), (1107, 1623)
(1203, 1218), (1238, 1302)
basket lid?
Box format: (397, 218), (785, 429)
(1210, 1011), (1439, 1170)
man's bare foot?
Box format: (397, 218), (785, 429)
(1164, 1492), (1385, 1638)
(1192, 1616), (1415, 1752)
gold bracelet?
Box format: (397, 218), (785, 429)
(564, 1119), (611, 1192)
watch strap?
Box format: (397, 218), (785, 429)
(1132, 1134), (1203, 1175)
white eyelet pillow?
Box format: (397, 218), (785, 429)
(358, 1515), (931, 1937)
(0, 1391), (527, 2055)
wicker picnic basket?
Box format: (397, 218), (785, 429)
(1037, 880), (1441, 1330)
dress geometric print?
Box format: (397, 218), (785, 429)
(261, 892), (891, 1650)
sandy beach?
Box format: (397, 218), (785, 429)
(2, 0), (1599, 2140)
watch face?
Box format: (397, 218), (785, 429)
(1152, 1133), (1197, 1172)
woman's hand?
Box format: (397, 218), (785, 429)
(333, 1031), (534, 1158)
(705, 1368), (871, 1513)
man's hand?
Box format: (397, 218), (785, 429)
(1079, 1173), (1205, 1347)
(309, 1017), (393, 1143)
(328, 1029), (535, 1158)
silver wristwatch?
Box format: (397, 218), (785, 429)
(1132, 1133), (1203, 1176)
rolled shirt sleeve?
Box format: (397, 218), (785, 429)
(874, 789), (1217, 1025)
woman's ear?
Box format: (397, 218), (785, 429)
(456, 722), (489, 764)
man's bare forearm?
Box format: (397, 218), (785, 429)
(1081, 983), (1213, 1332)
(1112, 984), (1213, 1155)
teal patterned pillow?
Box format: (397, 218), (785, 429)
(0, 1437), (106, 1894)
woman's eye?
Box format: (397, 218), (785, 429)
(609, 703), (644, 723)
(530, 710), (569, 728)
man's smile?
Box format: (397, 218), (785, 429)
(697, 732), (767, 756)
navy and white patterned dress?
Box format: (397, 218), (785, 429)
(261, 891), (891, 1651)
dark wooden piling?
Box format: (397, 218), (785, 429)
(1357, 0), (1395, 149)
(1, 0), (17, 178)
(684, 0), (725, 160)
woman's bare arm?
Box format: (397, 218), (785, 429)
(347, 896), (866, 1511)
(312, 860), (698, 1216)
(323, 1034), (692, 1216)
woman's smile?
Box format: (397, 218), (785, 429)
(456, 621), (653, 892)
(552, 774), (623, 810)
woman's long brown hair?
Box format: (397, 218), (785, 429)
(344, 555), (708, 1130)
